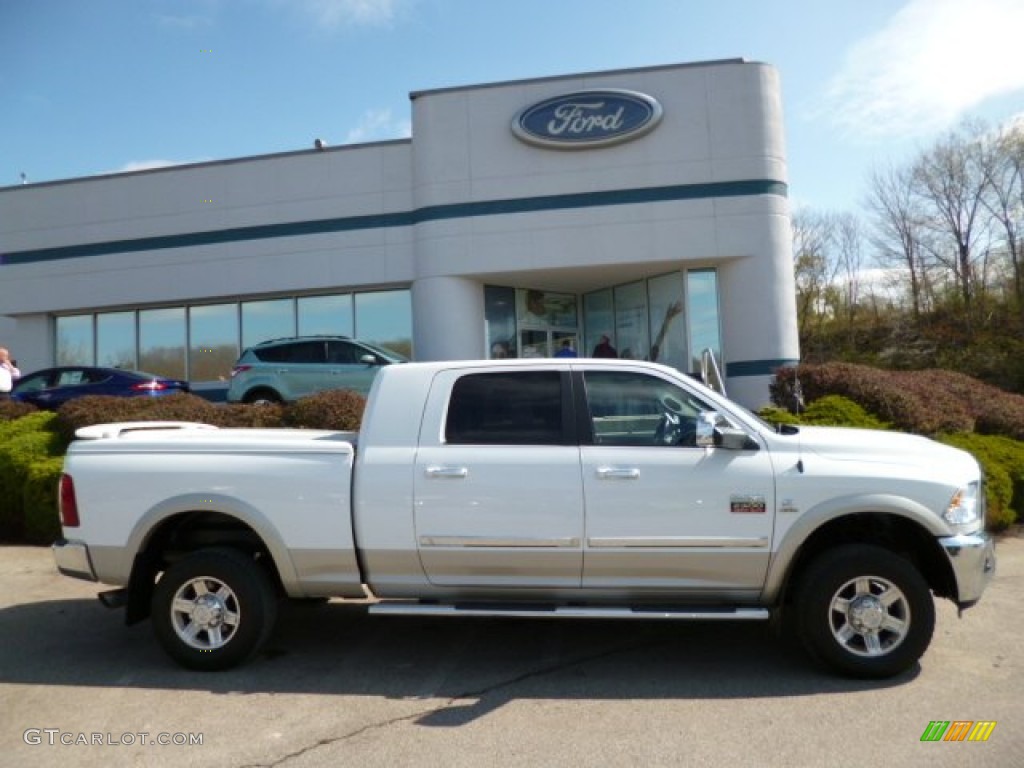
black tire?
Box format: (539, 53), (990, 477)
(151, 547), (278, 671)
(793, 544), (934, 679)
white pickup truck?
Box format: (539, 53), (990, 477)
(53, 359), (995, 678)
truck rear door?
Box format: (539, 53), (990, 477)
(413, 368), (583, 588)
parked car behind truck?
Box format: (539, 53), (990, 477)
(53, 359), (995, 677)
(226, 335), (406, 404)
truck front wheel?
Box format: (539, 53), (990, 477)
(794, 544), (935, 679)
(151, 547), (278, 671)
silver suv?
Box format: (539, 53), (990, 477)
(227, 336), (407, 404)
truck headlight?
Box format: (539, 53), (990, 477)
(944, 482), (981, 529)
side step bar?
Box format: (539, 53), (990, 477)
(368, 603), (769, 621)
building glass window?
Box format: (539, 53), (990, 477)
(189, 304), (239, 382)
(242, 299), (295, 348)
(613, 282), (649, 361)
(484, 285), (516, 359)
(583, 289), (615, 359)
(55, 315), (94, 366)
(354, 289), (412, 358)
(96, 312), (137, 369)
(647, 272), (686, 369)
(139, 307), (186, 379)
(516, 289), (578, 358)
(687, 269), (723, 373)
(298, 294), (353, 337)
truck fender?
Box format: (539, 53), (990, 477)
(126, 493), (303, 595)
(762, 492), (950, 603)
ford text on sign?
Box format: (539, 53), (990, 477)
(512, 89), (663, 149)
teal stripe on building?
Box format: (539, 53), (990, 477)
(1, 179), (786, 266)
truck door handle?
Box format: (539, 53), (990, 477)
(425, 466), (469, 479)
(596, 467), (640, 480)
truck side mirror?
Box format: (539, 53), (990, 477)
(697, 411), (757, 451)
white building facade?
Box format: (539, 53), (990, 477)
(0, 59), (799, 407)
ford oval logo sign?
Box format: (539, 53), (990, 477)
(512, 89), (663, 149)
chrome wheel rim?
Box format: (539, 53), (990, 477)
(170, 576), (241, 651)
(828, 575), (910, 657)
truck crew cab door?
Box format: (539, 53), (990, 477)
(578, 368), (774, 596)
(413, 368), (584, 588)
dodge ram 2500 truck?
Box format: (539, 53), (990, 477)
(52, 359), (995, 678)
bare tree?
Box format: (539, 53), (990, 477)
(911, 122), (995, 313)
(791, 209), (840, 338)
(835, 212), (865, 326)
(866, 164), (930, 317)
(983, 122), (1024, 310)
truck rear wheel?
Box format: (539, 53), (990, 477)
(794, 544), (934, 679)
(151, 547), (278, 671)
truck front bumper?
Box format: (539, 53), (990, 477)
(52, 538), (98, 582)
(938, 531), (996, 608)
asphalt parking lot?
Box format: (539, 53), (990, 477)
(2, 535), (1022, 768)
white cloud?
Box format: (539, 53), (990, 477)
(343, 108), (411, 144)
(822, 0), (1024, 140)
(295, 0), (406, 28)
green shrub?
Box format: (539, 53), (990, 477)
(22, 457), (64, 545)
(756, 405), (802, 426)
(0, 412), (62, 541)
(937, 433), (1024, 530)
(284, 389), (367, 431)
(801, 395), (891, 430)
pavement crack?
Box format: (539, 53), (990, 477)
(236, 638), (651, 767)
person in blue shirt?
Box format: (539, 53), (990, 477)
(554, 339), (578, 358)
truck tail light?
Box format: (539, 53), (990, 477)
(59, 474), (80, 528)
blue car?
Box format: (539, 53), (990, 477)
(11, 366), (190, 409)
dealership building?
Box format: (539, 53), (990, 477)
(0, 58), (799, 407)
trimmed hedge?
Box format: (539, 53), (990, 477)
(0, 412), (62, 541)
(772, 362), (1024, 437)
(22, 457), (64, 545)
(283, 389), (366, 432)
(0, 400), (38, 422)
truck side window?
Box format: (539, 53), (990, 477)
(446, 372), (563, 445)
(583, 371), (710, 447)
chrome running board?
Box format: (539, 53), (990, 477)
(368, 603), (769, 620)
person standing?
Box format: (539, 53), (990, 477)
(554, 338), (578, 358)
(0, 347), (20, 399)
(591, 334), (617, 358)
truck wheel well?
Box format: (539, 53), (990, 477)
(781, 513), (956, 607)
(126, 511), (283, 625)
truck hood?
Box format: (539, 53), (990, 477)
(796, 426), (979, 476)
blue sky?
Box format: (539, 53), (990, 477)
(2, 0), (1023, 214)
